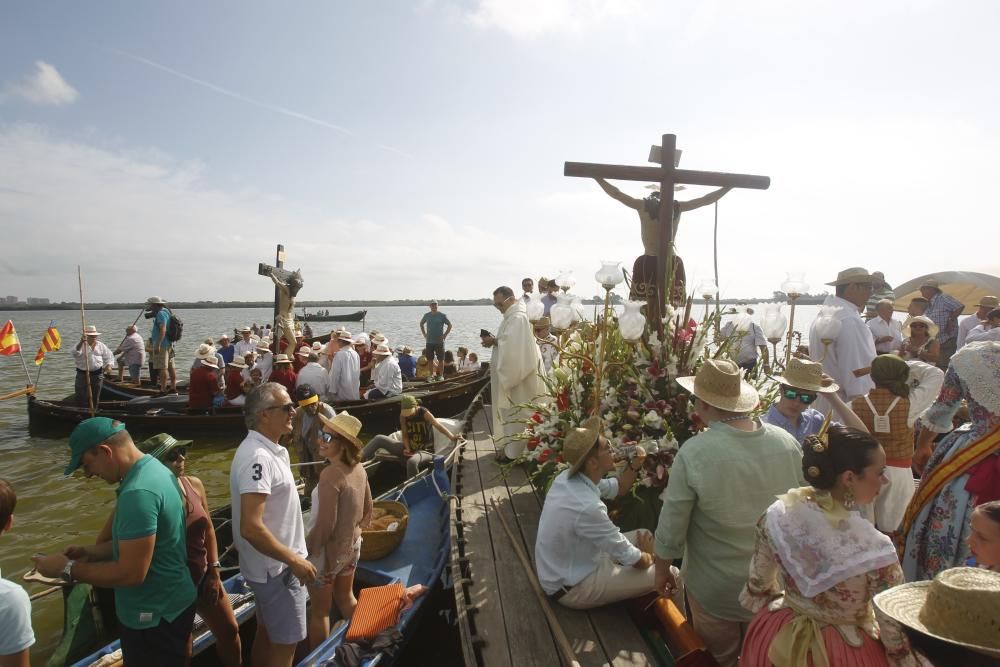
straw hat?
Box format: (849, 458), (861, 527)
(826, 267), (874, 286)
(296, 346), (311, 357)
(82, 325), (101, 336)
(903, 315), (939, 338)
(255, 342), (271, 352)
(771, 358), (839, 394)
(137, 433), (192, 462)
(273, 353), (292, 365)
(921, 277), (942, 289)
(873, 567), (1000, 657)
(227, 357), (248, 369)
(402, 346), (413, 355)
(371, 333), (387, 345)
(533, 317), (551, 329)
(336, 330), (354, 343)
(399, 394), (419, 417)
(240, 326), (252, 333)
(317, 411), (364, 449)
(311, 341), (323, 351)
(977, 295), (999, 308)
(200, 356), (219, 369)
(676, 359), (759, 412)
(564, 416), (603, 476)
(372, 344), (392, 357)
(194, 343), (214, 359)
(146, 296), (167, 305)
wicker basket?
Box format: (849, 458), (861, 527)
(360, 500), (409, 560)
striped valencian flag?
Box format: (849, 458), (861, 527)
(34, 321), (61, 365)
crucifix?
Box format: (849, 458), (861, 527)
(565, 133), (770, 323)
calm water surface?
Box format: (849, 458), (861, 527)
(0, 303), (821, 664)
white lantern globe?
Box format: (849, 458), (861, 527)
(526, 294), (545, 322)
(550, 294), (575, 331)
(595, 261), (624, 289)
(619, 301), (646, 341)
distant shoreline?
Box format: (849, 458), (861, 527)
(0, 295), (831, 311)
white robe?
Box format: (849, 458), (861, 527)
(490, 301), (546, 458)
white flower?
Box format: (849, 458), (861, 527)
(642, 411), (663, 429)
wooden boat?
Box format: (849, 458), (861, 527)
(67, 456), (452, 667)
(300, 308), (368, 323)
(28, 368), (489, 439)
(99, 375), (187, 400)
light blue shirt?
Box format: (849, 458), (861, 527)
(0, 570), (36, 655)
(535, 470), (640, 594)
(151, 309), (171, 349)
(762, 404), (826, 445)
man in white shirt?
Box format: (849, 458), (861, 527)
(253, 342), (273, 383)
(231, 384), (316, 666)
(234, 327), (256, 359)
(72, 325), (116, 407)
(720, 310), (770, 375)
(966, 308), (1000, 343)
(520, 277), (534, 303)
(114, 325), (146, 383)
(295, 351), (329, 399)
(810, 267), (877, 402)
(957, 295), (998, 348)
(535, 416), (655, 609)
(328, 331), (360, 401)
(365, 344), (402, 399)
(867, 299), (903, 354)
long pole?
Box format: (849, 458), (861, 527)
(272, 244), (284, 353)
(713, 201), (721, 329)
(784, 296), (798, 367)
(14, 340), (33, 387)
(489, 498), (582, 667)
(655, 134), (678, 330)
(592, 286), (611, 415)
(78, 266), (95, 417)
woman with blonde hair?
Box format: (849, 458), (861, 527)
(899, 316), (940, 364)
(305, 412), (373, 648)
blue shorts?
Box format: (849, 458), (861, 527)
(247, 568), (308, 645)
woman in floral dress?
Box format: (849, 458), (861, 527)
(901, 341), (1000, 581)
(740, 426), (920, 666)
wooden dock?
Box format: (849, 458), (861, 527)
(449, 408), (659, 667)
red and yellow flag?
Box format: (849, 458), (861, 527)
(34, 321), (62, 365)
(0, 320), (21, 356)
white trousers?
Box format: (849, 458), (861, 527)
(558, 530), (658, 610)
(873, 465), (916, 532)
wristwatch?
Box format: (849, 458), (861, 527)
(208, 561), (222, 569)
(61, 559), (75, 584)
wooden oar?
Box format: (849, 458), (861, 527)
(489, 497), (581, 667)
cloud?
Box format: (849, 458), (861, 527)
(0, 123), (549, 302)
(1, 61), (78, 106)
(466, 0), (647, 38)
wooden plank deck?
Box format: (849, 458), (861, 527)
(450, 408), (657, 667)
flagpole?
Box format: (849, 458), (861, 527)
(14, 343), (32, 387)
(78, 266), (95, 417)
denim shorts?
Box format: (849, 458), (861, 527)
(247, 567), (308, 645)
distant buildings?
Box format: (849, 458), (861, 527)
(2, 296), (17, 304)
(26, 298), (50, 305)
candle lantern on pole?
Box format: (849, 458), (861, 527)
(780, 272), (809, 366)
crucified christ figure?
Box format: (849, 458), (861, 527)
(268, 268), (304, 351)
(594, 178), (730, 307)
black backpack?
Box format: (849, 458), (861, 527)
(165, 309), (184, 343)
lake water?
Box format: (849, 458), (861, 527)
(0, 302), (823, 664)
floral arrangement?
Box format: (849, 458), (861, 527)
(510, 297), (777, 532)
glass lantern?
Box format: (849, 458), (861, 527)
(619, 301), (646, 341)
(697, 280), (719, 300)
(781, 272), (809, 298)
(555, 270), (576, 292)
(814, 306), (843, 342)
(760, 304), (787, 342)
(595, 261), (624, 290)
(526, 294), (545, 322)
(570, 296), (586, 323)
(550, 293), (575, 331)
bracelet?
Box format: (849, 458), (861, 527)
(209, 561), (221, 569)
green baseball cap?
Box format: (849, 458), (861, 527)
(65, 417), (127, 475)
(137, 433), (193, 462)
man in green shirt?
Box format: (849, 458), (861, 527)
(654, 360), (803, 667)
(419, 300), (452, 380)
(33, 417), (196, 666)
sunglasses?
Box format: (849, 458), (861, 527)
(782, 388), (817, 404)
(266, 403), (296, 414)
(318, 430), (335, 444)
(910, 323), (928, 328)
(166, 446), (187, 462)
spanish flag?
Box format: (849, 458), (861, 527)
(0, 320), (21, 356)
(34, 321), (61, 365)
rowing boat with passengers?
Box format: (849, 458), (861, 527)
(29, 368), (489, 439)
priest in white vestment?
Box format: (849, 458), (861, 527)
(485, 286), (546, 459)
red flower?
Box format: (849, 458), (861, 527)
(555, 455), (564, 464)
(551, 431), (563, 439)
(557, 391), (570, 411)
(531, 413), (543, 424)
(538, 449), (551, 463)
(527, 437), (540, 451)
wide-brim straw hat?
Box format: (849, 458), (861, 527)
(337, 331), (354, 342)
(311, 342), (323, 351)
(146, 296), (167, 305)
(227, 358), (248, 369)
(826, 267), (874, 286)
(240, 326), (252, 333)
(873, 567), (1000, 657)
(296, 346), (311, 357)
(255, 342), (271, 352)
(273, 353), (292, 365)
(373, 344), (392, 356)
(770, 357), (839, 394)
(83, 325), (101, 336)
(533, 317), (551, 328)
(565, 416), (603, 476)
(194, 343), (214, 359)
(921, 277), (941, 289)
(903, 315), (939, 338)
(977, 295), (999, 308)
(676, 358), (759, 412)
(318, 411), (364, 450)
(200, 357), (219, 368)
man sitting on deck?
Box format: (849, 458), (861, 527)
(535, 416), (656, 610)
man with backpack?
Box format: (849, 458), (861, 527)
(148, 296), (182, 393)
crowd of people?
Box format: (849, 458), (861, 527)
(20, 271), (1000, 666)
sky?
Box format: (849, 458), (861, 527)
(1, 1), (998, 304)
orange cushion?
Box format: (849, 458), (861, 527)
(344, 582), (405, 642)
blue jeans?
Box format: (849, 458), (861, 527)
(128, 363), (142, 382)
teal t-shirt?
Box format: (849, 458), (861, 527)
(420, 311), (451, 343)
(151, 309), (171, 349)
(112, 455), (195, 629)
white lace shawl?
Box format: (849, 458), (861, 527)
(765, 490), (899, 598)
(951, 341), (1000, 414)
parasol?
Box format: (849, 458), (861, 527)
(893, 271), (1000, 315)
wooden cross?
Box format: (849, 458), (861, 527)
(565, 133), (770, 316)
